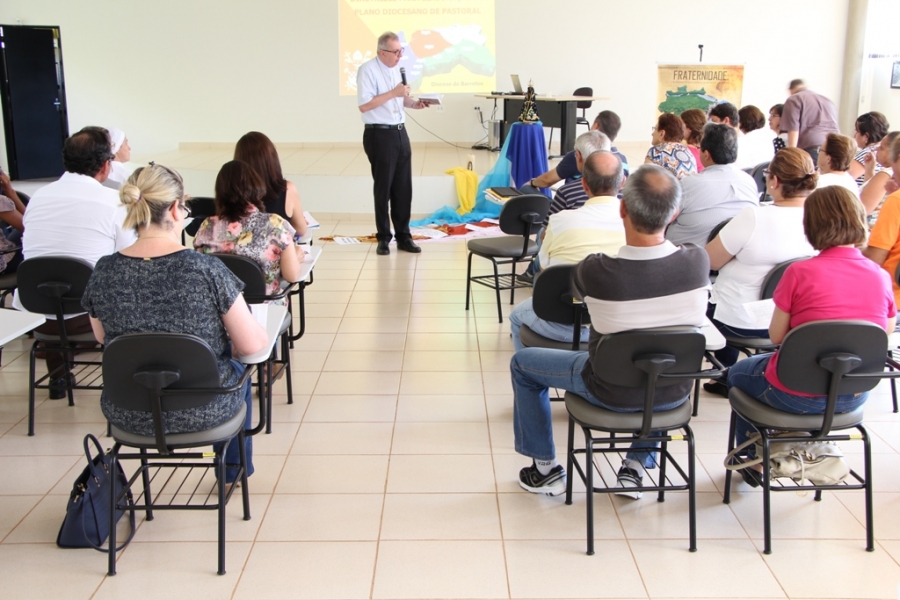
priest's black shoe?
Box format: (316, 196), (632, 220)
(376, 240), (390, 255)
(397, 239), (421, 253)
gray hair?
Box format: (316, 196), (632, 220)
(377, 32), (399, 50)
(621, 164), (681, 234)
(574, 130), (611, 158)
(581, 151), (624, 197)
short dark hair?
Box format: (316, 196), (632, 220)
(234, 131), (288, 204)
(622, 164), (681, 234)
(593, 110), (621, 141)
(708, 102), (739, 128)
(769, 104), (784, 117)
(822, 133), (857, 172)
(855, 112), (890, 146)
(803, 186), (867, 250)
(738, 105), (766, 133)
(699, 123), (738, 165)
(63, 126), (113, 177)
(680, 109), (706, 145)
(581, 151), (624, 196)
(214, 160), (267, 223)
(656, 113), (685, 143)
(789, 79), (805, 91)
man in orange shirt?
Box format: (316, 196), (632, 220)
(863, 135), (900, 305)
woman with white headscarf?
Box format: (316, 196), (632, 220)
(103, 127), (132, 190)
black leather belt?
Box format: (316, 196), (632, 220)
(365, 124), (404, 130)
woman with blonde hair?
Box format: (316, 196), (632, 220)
(81, 163), (267, 482)
(234, 132), (308, 237)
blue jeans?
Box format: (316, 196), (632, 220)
(523, 226), (544, 276)
(217, 359), (254, 483)
(508, 298), (590, 352)
(707, 303), (767, 368)
(727, 353), (868, 450)
(511, 348), (686, 468)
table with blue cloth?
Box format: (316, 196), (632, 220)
(506, 122), (550, 195)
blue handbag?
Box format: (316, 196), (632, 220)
(57, 434), (135, 551)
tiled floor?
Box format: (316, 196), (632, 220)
(3, 226), (900, 599)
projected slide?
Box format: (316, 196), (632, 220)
(339, 0), (496, 95)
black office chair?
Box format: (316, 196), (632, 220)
(723, 320), (894, 554)
(563, 326), (724, 555)
(465, 194), (549, 323)
(17, 257), (104, 436)
(519, 264), (590, 352)
(212, 253), (294, 434)
(548, 87), (593, 154)
(183, 196), (216, 239)
(749, 162), (773, 203)
(102, 333), (253, 576)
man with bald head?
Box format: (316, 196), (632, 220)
(510, 164), (710, 498)
(509, 150), (626, 351)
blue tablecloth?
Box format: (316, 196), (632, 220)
(506, 122), (550, 195)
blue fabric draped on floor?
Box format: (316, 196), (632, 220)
(410, 122), (551, 228)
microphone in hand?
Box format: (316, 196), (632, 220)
(400, 67), (407, 86)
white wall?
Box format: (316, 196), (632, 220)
(0, 0), (853, 170)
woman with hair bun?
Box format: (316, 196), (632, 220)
(728, 186), (895, 476)
(645, 113), (697, 180)
(194, 160), (303, 303)
(702, 148), (818, 396)
(81, 163), (267, 482)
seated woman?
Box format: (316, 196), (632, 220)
(103, 127), (132, 190)
(644, 113), (697, 180)
(728, 186), (896, 474)
(234, 132), (308, 237)
(850, 111), (890, 186)
(680, 108), (706, 172)
(0, 168), (27, 273)
(768, 104), (787, 153)
(193, 160), (302, 303)
(816, 133), (859, 197)
(81, 164), (268, 482)
(703, 148), (817, 396)
(737, 105), (775, 169)
(860, 131), (898, 228)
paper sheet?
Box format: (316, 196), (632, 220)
(740, 298), (776, 324)
(249, 303), (269, 329)
(303, 211), (320, 228)
(334, 237), (361, 245)
(410, 228), (448, 239)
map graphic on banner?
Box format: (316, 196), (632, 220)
(656, 65), (744, 116)
(339, 0), (496, 95)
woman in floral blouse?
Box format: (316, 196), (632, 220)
(194, 160), (303, 302)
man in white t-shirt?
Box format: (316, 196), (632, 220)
(16, 126), (136, 397)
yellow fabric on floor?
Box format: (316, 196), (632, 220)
(445, 167), (479, 215)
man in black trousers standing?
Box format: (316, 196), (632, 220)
(357, 31), (429, 255)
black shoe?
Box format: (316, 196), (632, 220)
(518, 463), (566, 496)
(396, 239), (421, 253)
(516, 272), (534, 286)
(48, 372), (76, 400)
(614, 466), (643, 500)
(739, 467), (761, 488)
(702, 377), (729, 398)
(376, 240), (390, 255)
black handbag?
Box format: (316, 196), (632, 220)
(57, 433), (136, 551)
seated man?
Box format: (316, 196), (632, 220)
(509, 151), (625, 351)
(511, 164), (710, 497)
(14, 126), (136, 396)
(518, 130), (610, 284)
(666, 123), (758, 246)
(528, 110), (630, 189)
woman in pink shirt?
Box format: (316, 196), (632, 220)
(727, 186), (897, 479)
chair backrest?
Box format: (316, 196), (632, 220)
(590, 327), (707, 435)
(706, 218), (732, 243)
(14, 190), (30, 205)
(498, 194), (549, 236)
(759, 257), (808, 300)
(776, 320), (888, 434)
(210, 253), (268, 303)
(103, 332), (225, 452)
(184, 196), (216, 237)
(531, 264), (591, 326)
(17, 256), (94, 319)
(749, 161), (774, 202)
(573, 87), (593, 110)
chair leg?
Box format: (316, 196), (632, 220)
(657, 439), (668, 503)
(509, 261), (518, 307)
(722, 412), (738, 504)
(282, 333), (293, 405)
(108, 449), (119, 576)
(565, 415), (575, 505)
(238, 430), (251, 521)
(265, 360), (274, 435)
(862, 425), (875, 552)
(584, 427), (595, 556)
(692, 379), (700, 417)
(465, 252), (474, 311)
(760, 431), (773, 554)
(139, 448), (154, 521)
(686, 426), (697, 552)
(217, 444), (227, 575)
(548, 128), (553, 152)
(28, 344), (37, 436)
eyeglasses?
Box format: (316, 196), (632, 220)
(380, 48), (403, 56)
(763, 169), (771, 177)
(651, 126), (657, 132)
(171, 200), (191, 217)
